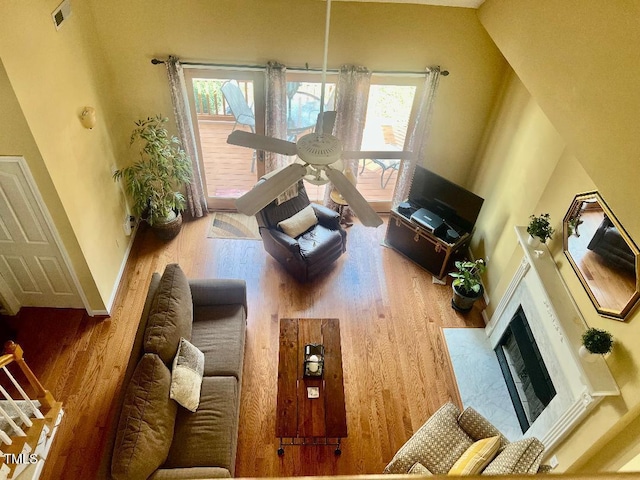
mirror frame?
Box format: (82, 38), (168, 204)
(563, 191), (640, 320)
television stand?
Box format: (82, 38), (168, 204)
(385, 208), (472, 279)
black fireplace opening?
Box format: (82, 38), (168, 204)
(495, 306), (556, 433)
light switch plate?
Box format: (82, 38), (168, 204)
(307, 386), (320, 399)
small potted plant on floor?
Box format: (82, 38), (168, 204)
(113, 115), (192, 240)
(449, 258), (486, 312)
(580, 327), (613, 358)
(527, 213), (555, 246)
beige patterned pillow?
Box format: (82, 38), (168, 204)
(408, 462), (433, 475)
(384, 402), (473, 474)
(457, 407), (509, 451)
(482, 437), (545, 475)
(448, 435), (501, 475)
(170, 338), (204, 412)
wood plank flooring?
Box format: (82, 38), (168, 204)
(0, 214), (485, 479)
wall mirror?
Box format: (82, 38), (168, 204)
(563, 191), (640, 320)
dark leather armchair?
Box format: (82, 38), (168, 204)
(587, 215), (635, 274)
(255, 181), (347, 281)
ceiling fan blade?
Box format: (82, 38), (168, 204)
(315, 111), (337, 135)
(342, 150), (414, 160)
(227, 130), (298, 156)
(235, 163), (307, 215)
(325, 168), (383, 228)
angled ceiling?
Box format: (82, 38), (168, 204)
(334, 0), (485, 8)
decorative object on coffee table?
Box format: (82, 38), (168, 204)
(303, 344), (324, 377)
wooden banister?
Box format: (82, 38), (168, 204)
(3, 341), (56, 410)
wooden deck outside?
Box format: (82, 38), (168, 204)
(197, 118), (399, 207)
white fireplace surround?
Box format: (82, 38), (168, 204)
(485, 227), (619, 452)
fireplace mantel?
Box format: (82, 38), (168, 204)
(485, 226), (618, 452)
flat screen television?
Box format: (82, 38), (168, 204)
(408, 166), (484, 234)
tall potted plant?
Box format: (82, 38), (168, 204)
(113, 115), (192, 240)
(449, 258), (486, 312)
(527, 213), (555, 246)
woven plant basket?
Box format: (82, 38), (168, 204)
(151, 212), (183, 241)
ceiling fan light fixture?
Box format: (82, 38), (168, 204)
(296, 132), (342, 165)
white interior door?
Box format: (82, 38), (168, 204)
(0, 157), (84, 312)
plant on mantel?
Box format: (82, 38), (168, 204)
(581, 327), (614, 355)
(527, 213), (555, 244)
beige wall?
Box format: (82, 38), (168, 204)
(84, 0), (506, 184)
(476, 0), (640, 473)
(0, 0), (131, 311)
(0, 59), (103, 310)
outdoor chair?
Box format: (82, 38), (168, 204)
(221, 80), (256, 171)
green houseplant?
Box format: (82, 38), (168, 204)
(527, 213), (555, 244)
(449, 258), (486, 312)
(113, 115), (192, 240)
(581, 327), (613, 355)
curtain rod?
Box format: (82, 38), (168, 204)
(150, 58), (449, 77)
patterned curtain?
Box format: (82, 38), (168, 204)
(391, 66), (442, 208)
(324, 65), (371, 208)
(165, 56), (207, 218)
(265, 61), (297, 202)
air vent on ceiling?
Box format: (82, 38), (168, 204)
(52, 0), (72, 31)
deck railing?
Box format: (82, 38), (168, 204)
(0, 342), (63, 480)
(193, 78), (252, 119)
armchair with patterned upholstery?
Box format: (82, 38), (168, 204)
(384, 402), (549, 476)
(255, 180), (347, 282)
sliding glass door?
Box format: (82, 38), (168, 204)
(184, 69), (265, 210)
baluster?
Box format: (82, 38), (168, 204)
(0, 402), (25, 438)
(2, 367), (43, 420)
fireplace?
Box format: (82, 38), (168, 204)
(485, 227), (619, 453)
(495, 306), (556, 433)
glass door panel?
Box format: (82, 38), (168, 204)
(359, 83), (416, 207)
(185, 69), (265, 210)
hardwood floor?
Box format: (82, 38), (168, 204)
(0, 214), (485, 479)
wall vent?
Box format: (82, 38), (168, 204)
(52, 0), (72, 31)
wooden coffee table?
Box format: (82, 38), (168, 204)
(276, 318), (347, 455)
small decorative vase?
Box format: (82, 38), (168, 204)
(579, 345), (597, 363)
(527, 235), (541, 248)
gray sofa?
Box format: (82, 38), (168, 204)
(100, 264), (247, 480)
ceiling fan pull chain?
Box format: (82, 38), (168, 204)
(318, 0), (332, 136)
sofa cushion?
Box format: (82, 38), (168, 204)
(482, 437), (545, 475)
(170, 338), (205, 412)
(149, 467), (232, 479)
(164, 376), (240, 474)
(191, 305), (246, 379)
(384, 402), (474, 475)
(448, 435), (501, 475)
(457, 407), (509, 451)
(145, 264), (193, 364)
(408, 462), (433, 475)
(111, 354), (177, 480)
(278, 204), (318, 238)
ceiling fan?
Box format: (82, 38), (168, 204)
(228, 0), (413, 227)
